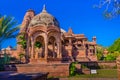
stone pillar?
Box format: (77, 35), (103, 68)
(116, 56), (120, 80)
(56, 38), (62, 58)
(44, 34), (48, 59)
(87, 44), (90, 56)
(69, 38), (72, 45)
(59, 40), (62, 58)
(35, 48), (39, 59)
(94, 46), (97, 55)
(82, 40), (85, 48)
(31, 37), (34, 59)
(26, 38), (30, 56)
(26, 36), (30, 62)
(57, 41), (60, 58)
(67, 45), (72, 57)
(53, 42), (55, 52)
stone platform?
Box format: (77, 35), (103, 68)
(5, 63), (70, 77)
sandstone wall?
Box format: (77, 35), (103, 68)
(15, 63), (70, 77)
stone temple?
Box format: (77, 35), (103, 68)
(1, 5), (97, 63)
(1, 5), (98, 77)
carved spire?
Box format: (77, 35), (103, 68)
(68, 27), (73, 34)
(42, 4), (47, 13)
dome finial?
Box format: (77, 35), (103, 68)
(42, 4), (47, 13)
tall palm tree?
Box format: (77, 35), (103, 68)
(0, 15), (20, 50)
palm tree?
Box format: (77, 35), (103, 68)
(0, 15), (20, 50)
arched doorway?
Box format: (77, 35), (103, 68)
(34, 36), (45, 59)
(48, 36), (57, 58)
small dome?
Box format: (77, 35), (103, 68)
(29, 5), (60, 27)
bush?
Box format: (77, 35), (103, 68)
(104, 52), (120, 61)
(69, 62), (78, 76)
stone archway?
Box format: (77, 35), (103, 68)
(48, 36), (57, 58)
(34, 36), (45, 59)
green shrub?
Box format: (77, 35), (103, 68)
(104, 54), (116, 61)
(81, 64), (88, 69)
(34, 41), (42, 48)
(69, 62), (78, 76)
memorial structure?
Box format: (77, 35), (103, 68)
(2, 5), (97, 77)
(16, 5), (97, 63)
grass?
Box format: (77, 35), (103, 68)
(70, 69), (118, 78)
(48, 69), (118, 80)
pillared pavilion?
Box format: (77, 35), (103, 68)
(4, 5), (97, 63)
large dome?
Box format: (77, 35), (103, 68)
(29, 5), (60, 27)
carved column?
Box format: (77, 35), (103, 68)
(87, 44), (90, 56)
(31, 37), (34, 59)
(82, 40), (85, 48)
(59, 40), (62, 58)
(35, 48), (39, 59)
(94, 46), (97, 55)
(57, 38), (62, 58)
(53, 41), (56, 58)
(68, 38), (72, 57)
(57, 41), (60, 58)
(69, 38), (72, 45)
(26, 36), (30, 62)
(44, 34), (48, 59)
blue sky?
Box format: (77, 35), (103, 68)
(0, 0), (120, 48)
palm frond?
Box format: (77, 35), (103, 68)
(5, 25), (20, 38)
(0, 15), (20, 50)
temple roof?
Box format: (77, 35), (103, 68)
(29, 5), (60, 27)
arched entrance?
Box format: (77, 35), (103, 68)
(48, 36), (57, 58)
(34, 36), (45, 59)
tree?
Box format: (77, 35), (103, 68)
(17, 34), (27, 62)
(108, 38), (120, 52)
(95, 0), (120, 18)
(17, 34), (27, 49)
(96, 45), (105, 60)
(0, 15), (20, 50)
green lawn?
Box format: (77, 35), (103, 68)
(70, 69), (118, 78)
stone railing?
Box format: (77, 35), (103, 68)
(116, 56), (120, 80)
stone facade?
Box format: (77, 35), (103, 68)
(15, 63), (70, 77)
(1, 5), (97, 63)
